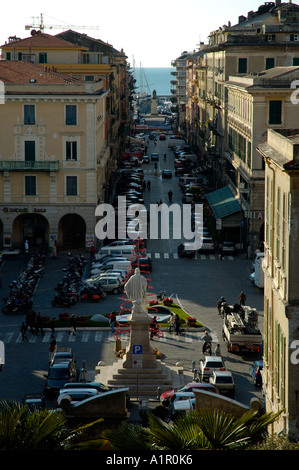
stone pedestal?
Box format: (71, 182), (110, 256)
(122, 309), (156, 369)
(94, 271), (187, 398)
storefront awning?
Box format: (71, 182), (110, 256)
(205, 186), (240, 220)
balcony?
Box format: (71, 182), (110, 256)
(0, 161), (60, 171)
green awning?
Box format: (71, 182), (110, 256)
(205, 186), (240, 219)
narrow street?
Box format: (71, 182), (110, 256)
(0, 134), (264, 408)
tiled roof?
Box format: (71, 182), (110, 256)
(1, 32), (83, 49)
(0, 60), (82, 84)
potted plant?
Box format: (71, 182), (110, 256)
(163, 297), (173, 306)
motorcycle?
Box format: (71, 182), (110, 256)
(80, 285), (107, 302)
(203, 342), (212, 355)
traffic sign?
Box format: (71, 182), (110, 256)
(133, 345), (143, 354)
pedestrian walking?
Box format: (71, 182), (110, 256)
(69, 314), (77, 336)
(24, 239), (29, 254)
(147, 180), (151, 190)
(168, 312), (175, 332)
(109, 311), (117, 333)
(35, 312), (44, 336)
(150, 316), (159, 340)
(20, 322), (28, 341)
(239, 291), (246, 306)
(49, 318), (56, 338)
(214, 344), (221, 356)
(174, 314), (181, 335)
(49, 339), (57, 363)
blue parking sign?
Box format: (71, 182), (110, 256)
(133, 345), (143, 354)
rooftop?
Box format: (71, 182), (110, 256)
(1, 31), (83, 50)
(0, 60), (82, 85)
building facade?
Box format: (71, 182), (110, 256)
(0, 61), (108, 250)
(185, 1), (299, 253)
(224, 66), (299, 254)
(258, 128), (299, 439)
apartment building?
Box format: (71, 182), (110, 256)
(0, 60), (108, 250)
(224, 66), (299, 253)
(171, 51), (192, 130)
(186, 1), (299, 252)
(257, 128), (299, 439)
(1, 30), (131, 165)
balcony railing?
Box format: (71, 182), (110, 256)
(0, 161), (60, 171)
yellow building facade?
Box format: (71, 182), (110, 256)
(258, 128), (299, 439)
(0, 60), (108, 250)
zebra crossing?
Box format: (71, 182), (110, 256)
(2, 329), (218, 345)
(147, 252), (235, 260)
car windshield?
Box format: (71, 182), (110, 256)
(206, 361), (223, 368)
(49, 367), (70, 379)
(216, 376), (233, 384)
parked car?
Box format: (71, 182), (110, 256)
(199, 356), (226, 381)
(44, 362), (78, 398)
(22, 394), (45, 410)
(162, 169), (172, 178)
(182, 193), (194, 204)
(132, 256), (152, 273)
(151, 152), (159, 161)
(168, 392), (196, 417)
(198, 237), (215, 253)
(50, 348), (76, 367)
(219, 241), (237, 255)
(209, 371), (236, 398)
(177, 243), (196, 258)
(63, 381), (112, 393)
(56, 387), (100, 407)
(94, 276), (122, 294)
(249, 360), (263, 387)
(160, 381), (218, 405)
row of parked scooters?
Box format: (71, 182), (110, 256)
(2, 252), (46, 314)
(50, 253), (106, 307)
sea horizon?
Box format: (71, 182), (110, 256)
(133, 67), (174, 96)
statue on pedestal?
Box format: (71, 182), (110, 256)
(124, 268), (147, 315)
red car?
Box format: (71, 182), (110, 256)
(160, 381), (218, 405)
(159, 134), (166, 140)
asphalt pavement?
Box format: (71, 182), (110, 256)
(0, 135), (265, 410)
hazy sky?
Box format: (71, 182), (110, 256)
(0, 0), (278, 67)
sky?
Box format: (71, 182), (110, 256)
(0, 0), (279, 67)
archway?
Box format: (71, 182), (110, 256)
(13, 213), (49, 250)
(59, 214), (86, 249)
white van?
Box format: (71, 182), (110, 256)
(90, 260), (132, 276)
(95, 245), (138, 261)
(178, 176), (201, 188)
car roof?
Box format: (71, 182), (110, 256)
(59, 388), (98, 394)
(212, 370), (232, 376)
(186, 382), (215, 387)
(174, 392), (195, 397)
(51, 362), (70, 368)
(204, 356), (224, 362)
